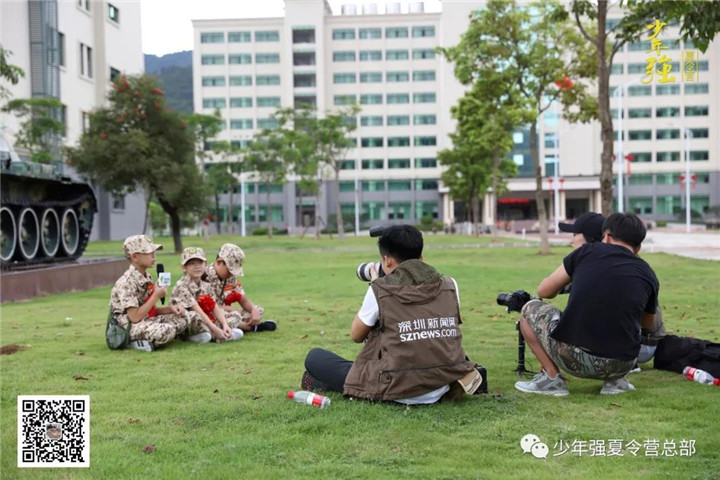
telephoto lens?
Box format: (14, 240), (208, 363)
(357, 262), (383, 282)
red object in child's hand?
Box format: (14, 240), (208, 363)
(198, 295), (217, 315)
(224, 291), (243, 306)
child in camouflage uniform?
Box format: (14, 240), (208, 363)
(171, 247), (244, 343)
(110, 235), (188, 352)
(205, 243), (277, 333)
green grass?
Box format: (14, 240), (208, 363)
(2, 235), (719, 479)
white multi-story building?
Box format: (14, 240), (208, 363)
(1, 0), (145, 240)
(192, 0), (719, 232)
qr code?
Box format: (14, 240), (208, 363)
(17, 395), (90, 468)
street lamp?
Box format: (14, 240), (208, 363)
(683, 127), (693, 233)
(612, 79), (639, 212)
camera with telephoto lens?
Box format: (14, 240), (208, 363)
(356, 225), (388, 282)
(496, 290), (533, 313)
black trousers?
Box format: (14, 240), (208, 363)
(304, 348), (354, 394)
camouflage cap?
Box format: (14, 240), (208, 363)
(218, 243), (245, 277)
(123, 235), (163, 258)
(181, 247), (207, 265)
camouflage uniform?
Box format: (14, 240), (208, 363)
(205, 264), (264, 328)
(170, 274), (215, 335)
(110, 265), (188, 346)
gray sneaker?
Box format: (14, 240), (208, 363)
(515, 371), (569, 397)
(229, 328), (244, 341)
(128, 340), (154, 352)
(187, 332), (212, 344)
(600, 376), (636, 395)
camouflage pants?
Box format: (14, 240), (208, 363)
(123, 314), (188, 347)
(184, 311), (211, 336)
(521, 300), (635, 381)
(224, 305), (264, 330)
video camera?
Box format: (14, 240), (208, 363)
(356, 225), (387, 282)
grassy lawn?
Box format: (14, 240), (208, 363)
(1, 234), (718, 479)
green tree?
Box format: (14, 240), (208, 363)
(568, 0), (720, 215)
(0, 45), (25, 102)
(187, 111), (224, 176)
(211, 141), (241, 234)
(205, 162), (236, 234)
(66, 74), (206, 252)
(443, 0), (595, 253)
(2, 97), (64, 163)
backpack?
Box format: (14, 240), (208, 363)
(105, 307), (130, 350)
(654, 335), (720, 377)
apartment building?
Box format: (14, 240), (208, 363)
(193, 1), (719, 231)
(1, 0), (145, 240)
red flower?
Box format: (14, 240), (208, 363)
(100, 133), (108, 139)
(150, 88), (164, 96)
(224, 291), (243, 306)
(198, 295), (217, 316)
(555, 76), (574, 90)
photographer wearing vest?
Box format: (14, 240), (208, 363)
(302, 225), (477, 404)
(515, 213), (659, 396)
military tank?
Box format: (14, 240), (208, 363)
(1, 135), (96, 268)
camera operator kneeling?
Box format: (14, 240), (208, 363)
(515, 213), (659, 396)
(302, 225), (481, 404)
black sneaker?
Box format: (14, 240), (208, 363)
(253, 320), (277, 332)
(301, 370), (329, 392)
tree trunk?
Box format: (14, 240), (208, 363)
(492, 149), (500, 240)
(531, 121), (550, 254)
(471, 188), (480, 237)
(596, 1), (614, 216)
(334, 167), (344, 241)
(314, 180), (321, 239)
(227, 189), (234, 235)
(266, 182), (273, 239)
(214, 193), (221, 233)
(158, 198), (183, 253)
(142, 192), (150, 235)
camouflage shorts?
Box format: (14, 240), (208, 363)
(521, 300), (634, 381)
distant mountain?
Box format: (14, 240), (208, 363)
(144, 51), (192, 75)
(144, 51), (193, 114)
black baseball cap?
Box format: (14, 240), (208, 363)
(558, 212), (606, 243)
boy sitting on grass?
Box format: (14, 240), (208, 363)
(205, 243), (277, 334)
(171, 247), (243, 343)
(110, 235), (188, 352)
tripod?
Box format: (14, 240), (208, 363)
(515, 320), (530, 376)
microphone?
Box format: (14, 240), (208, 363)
(157, 263), (166, 304)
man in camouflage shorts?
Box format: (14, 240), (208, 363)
(110, 235), (188, 352)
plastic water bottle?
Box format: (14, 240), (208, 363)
(682, 367), (720, 386)
(288, 390), (331, 408)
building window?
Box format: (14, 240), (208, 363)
(386, 71), (409, 82)
(361, 137), (384, 148)
(293, 51), (315, 66)
(627, 63), (646, 74)
(255, 31), (280, 42)
(362, 181), (385, 192)
(628, 174), (653, 185)
(388, 180), (412, 191)
(81, 111), (90, 131)
(362, 159), (384, 169)
(684, 83), (709, 94)
(258, 205), (284, 222)
(360, 116), (383, 126)
(203, 98), (226, 109)
(656, 151), (680, 162)
(628, 197), (653, 215)
(387, 115), (409, 126)
(414, 114), (436, 125)
(412, 26), (435, 38)
(656, 174), (680, 185)
(79, 43), (93, 78)
(386, 50), (409, 61)
(690, 151), (709, 161)
(294, 95), (316, 108)
(628, 40), (652, 51)
(255, 53), (280, 64)
(413, 70), (435, 81)
(388, 158), (410, 169)
(257, 97), (281, 108)
(109, 67), (120, 82)
(656, 107), (679, 117)
(77, 0), (90, 12)
(339, 181), (355, 192)
(415, 157), (437, 168)
(293, 28), (315, 44)
(630, 152), (652, 163)
(416, 200), (439, 219)
(228, 54), (252, 64)
(202, 76), (225, 87)
(257, 118), (279, 129)
(656, 129), (680, 140)
(334, 73), (356, 84)
(656, 84), (680, 95)
(333, 51), (356, 62)
(360, 94), (383, 105)
(359, 50), (382, 61)
(387, 93), (409, 104)
(229, 75), (252, 86)
(339, 160), (355, 170)
(202, 54), (225, 65)
(386, 27), (408, 38)
(628, 108), (651, 118)
(610, 64), (623, 74)
(656, 195), (681, 214)
(228, 31), (251, 42)
(230, 119), (253, 130)
(685, 105), (708, 116)
(112, 195), (125, 211)
(230, 97), (253, 108)
(334, 95), (357, 106)
(58, 32), (65, 66)
(388, 202), (411, 220)
(628, 85), (651, 96)
(256, 75), (280, 86)
(413, 92), (436, 103)
(60, 104), (67, 137)
(360, 72), (382, 83)
(689, 128), (709, 139)
(362, 202), (386, 220)
(388, 136), (410, 147)
(201, 32), (223, 43)
(628, 130), (651, 140)
(359, 28), (382, 39)
(412, 49), (435, 60)
(414, 136), (437, 146)
(332, 29), (355, 40)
